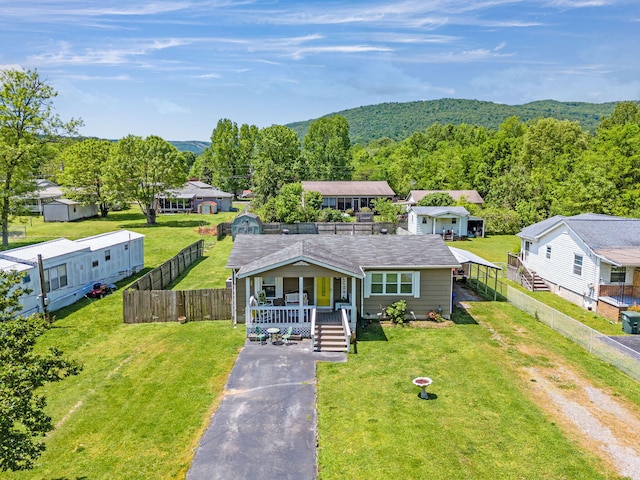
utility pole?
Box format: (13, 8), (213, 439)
(37, 254), (49, 323)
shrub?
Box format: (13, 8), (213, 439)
(386, 300), (407, 324)
(345, 208), (354, 217)
(426, 310), (444, 322)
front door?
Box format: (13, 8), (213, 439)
(315, 277), (332, 308)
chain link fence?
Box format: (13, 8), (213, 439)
(469, 265), (640, 381)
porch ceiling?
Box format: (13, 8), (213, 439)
(236, 239), (365, 279)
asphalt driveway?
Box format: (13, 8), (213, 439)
(187, 338), (346, 480)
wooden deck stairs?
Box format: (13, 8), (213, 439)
(314, 318), (348, 352)
(531, 272), (550, 291)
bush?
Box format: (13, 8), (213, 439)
(318, 208), (345, 222)
(345, 208), (354, 217)
(386, 300), (407, 324)
(426, 310), (444, 322)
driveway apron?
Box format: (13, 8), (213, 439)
(187, 339), (346, 480)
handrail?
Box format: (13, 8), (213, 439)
(341, 308), (351, 353)
(310, 308), (317, 351)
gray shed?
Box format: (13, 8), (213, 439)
(231, 212), (263, 240)
(43, 199), (99, 222)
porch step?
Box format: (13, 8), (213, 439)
(314, 324), (348, 352)
(532, 272), (550, 291)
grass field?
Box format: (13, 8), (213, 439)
(4, 208), (246, 479)
(5, 216), (640, 478)
(317, 303), (640, 479)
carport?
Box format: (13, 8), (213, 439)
(449, 247), (502, 300)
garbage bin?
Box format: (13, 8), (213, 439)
(622, 310), (640, 334)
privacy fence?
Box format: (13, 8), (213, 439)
(122, 239), (232, 323)
(469, 272), (640, 382)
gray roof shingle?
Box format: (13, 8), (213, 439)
(228, 234), (459, 272)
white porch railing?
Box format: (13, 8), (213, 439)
(247, 305), (315, 337)
(310, 308), (317, 351)
(341, 308), (351, 353)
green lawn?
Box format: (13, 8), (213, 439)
(317, 304), (640, 479)
(4, 208), (246, 479)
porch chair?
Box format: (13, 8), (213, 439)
(254, 325), (266, 345)
(281, 326), (293, 345)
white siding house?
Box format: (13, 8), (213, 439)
(517, 214), (640, 317)
(0, 230), (144, 316)
(408, 206), (484, 237)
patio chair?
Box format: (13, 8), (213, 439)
(254, 325), (266, 345)
(281, 326), (293, 345)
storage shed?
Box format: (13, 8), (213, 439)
(231, 212), (263, 240)
(43, 199), (98, 222)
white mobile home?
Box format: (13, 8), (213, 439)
(43, 198), (99, 222)
(0, 230), (144, 316)
(407, 206), (485, 238)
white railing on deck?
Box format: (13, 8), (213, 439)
(310, 308), (317, 351)
(249, 305), (313, 325)
(341, 308), (351, 353)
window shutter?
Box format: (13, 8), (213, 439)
(364, 272), (371, 298)
(413, 271), (420, 298)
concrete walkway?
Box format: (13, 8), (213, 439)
(187, 338), (346, 480)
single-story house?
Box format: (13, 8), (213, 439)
(301, 181), (396, 212)
(23, 179), (64, 215)
(515, 213), (640, 320)
(158, 182), (233, 214)
(43, 198), (99, 222)
(0, 230), (144, 316)
(405, 189), (484, 208)
(227, 234), (460, 351)
(407, 206), (485, 238)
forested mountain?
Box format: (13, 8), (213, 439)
(287, 99), (622, 145)
(169, 140), (210, 153)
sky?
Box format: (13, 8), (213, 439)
(2, 1), (639, 141)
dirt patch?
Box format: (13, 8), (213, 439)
(481, 322), (640, 478)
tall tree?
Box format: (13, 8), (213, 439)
(58, 138), (114, 217)
(302, 115), (352, 180)
(0, 69), (81, 246)
(107, 135), (186, 224)
(206, 119), (257, 198)
(252, 125), (302, 205)
(0, 271), (81, 472)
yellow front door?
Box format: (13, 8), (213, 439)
(316, 277), (332, 308)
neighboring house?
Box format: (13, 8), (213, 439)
(23, 179), (64, 215)
(227, 234), (459, 350)
(0, 230), (144, 316)
(158, 182), (233, 214)
(405, 189), (484, 208)
(301, 181), (396, 211)
(43, 198), (99, 222)
(515, 213), (640, 320)
(407, 206), (485, 238)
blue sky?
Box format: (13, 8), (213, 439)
(2, 1), (639, 141)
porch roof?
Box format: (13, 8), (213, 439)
(410, 206), (470, 217)
(236, 239), (365, 278)
(228, 234), (460, 273)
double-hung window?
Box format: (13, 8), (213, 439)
(368, 272), (417, 296)
(573, 254), (583, 276)
(546, 246), (551, 259)
(44, 264), (68, 293)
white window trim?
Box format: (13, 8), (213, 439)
(364, 271), (420, 298)
(573, 254), (583, 276)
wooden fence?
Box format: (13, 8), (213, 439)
(122, 239), (233, 324)
(128, 240), (204, 291)
(123, 288), (232, 323)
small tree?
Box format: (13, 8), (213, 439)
(0, 271), (81, 471)
(417, 192), (454, 207)
(372, 198), (402, 225)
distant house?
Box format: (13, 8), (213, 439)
(158, 182), (233, 214)
(514, 213), (640, 320)
(407, 206), (485, 238)
(23, 179), (64, 215)
(227, 234), (459, 351)
(0, 230), (144, 316)
(406, 190), (484, 208)
(301, 181), (396, 211)
(43, 198), (99, 222)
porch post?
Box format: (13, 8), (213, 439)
(351, 277), (357, 324)
(299, 276), (304, 320)
(245, 277), (251, 326)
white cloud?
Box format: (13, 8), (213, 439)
(144, 97), (190, 115)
